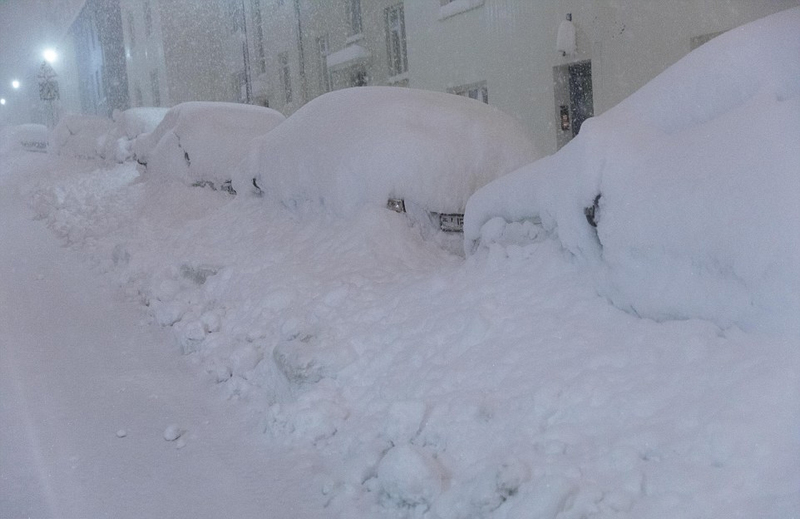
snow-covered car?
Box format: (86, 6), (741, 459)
(49, 114), (114, 159)
(98, 107), (169, 163)
(231, 86), (540, 234)
(465, 7), (800, 334)
(0, 123), (48, 154)
(135, 101), (285, 193)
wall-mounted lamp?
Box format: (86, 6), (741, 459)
(557, 13), (576, 57)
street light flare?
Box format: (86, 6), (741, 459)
(43, 49), (58, 63)
(12, 80), (20, 89)
(0, 98), (6, 105)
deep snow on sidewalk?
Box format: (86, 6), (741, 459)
(0, 152), (324, 518)
(13, 144), (799, 518)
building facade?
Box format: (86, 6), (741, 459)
(65, 0), (129, 117)
(119, 0), (242, 107)
(404, 0), (800, 154)
(57, 0), (798, 154)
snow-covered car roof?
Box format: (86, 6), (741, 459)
(135, 101), (286, 189)
(232, 86), (540, 217)
(114, 107), (169, 141)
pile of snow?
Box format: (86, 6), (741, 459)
(232, 87), (539, 218)
(49, 114), (114, 159)
(135, 102), (285, 191)
(0, 124), (48, 154)
(98, 107), (168, 163)
(465, 7), (800, 336)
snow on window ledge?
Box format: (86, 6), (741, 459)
(387, 72), (409, 85)
(345, 33), (364, 45)
(438, 0), (485, 21)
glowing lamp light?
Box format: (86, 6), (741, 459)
(12, 80), (20, 89)
(0, 98), (6, 105)
(43, 49), (58, 63)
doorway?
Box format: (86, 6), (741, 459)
(553, 60), (594, 149)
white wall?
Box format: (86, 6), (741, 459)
(405, 0), (799, 155)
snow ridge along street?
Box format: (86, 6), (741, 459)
(1, 152), (322, 518)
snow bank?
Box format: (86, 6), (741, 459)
(26, 138), (800, 518)
(49, 114), (114, 159)
(231, 86), (539, 216)
(98, 107), (168, 163)
(135, 102), (285, 190)
(0, 124), (48, 154)
(465, 7), (800, 336)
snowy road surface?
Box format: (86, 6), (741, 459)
(0, 154), (322, 518)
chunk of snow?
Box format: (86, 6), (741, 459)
(376, 444), (445, 510)
(163, 424), (184, 441)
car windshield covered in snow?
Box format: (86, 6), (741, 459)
(1, 2), (799, 519)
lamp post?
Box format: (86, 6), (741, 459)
(38, 51), (60, 128)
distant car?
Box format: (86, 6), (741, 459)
(232, 86), (540, 234)
(135, 101), (285, 193)
(0, 124), (48, 154)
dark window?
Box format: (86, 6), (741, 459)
(144, 1), (153, 37)
(279, 52), (292, 103)
(347, 0), (362, 36)
(385, 4), (408, 76)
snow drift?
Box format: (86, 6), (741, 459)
(231, 87), (539, 217)
(135, 102), (285, 190)
(465, 7), (800, 336)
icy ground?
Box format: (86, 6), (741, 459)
(2, 145), (797, 518)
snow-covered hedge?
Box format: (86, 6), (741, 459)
(231, 86), (539, 217)
(0, 124), (48, 154)
(465, 7), (800, 335)
(135, 102), (285, 190)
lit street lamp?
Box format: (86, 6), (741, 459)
(43, 49), (58, 64)
(0, 98), (6, 105)
(38, 56), (60, 128)
(11, 80), (20, 89)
